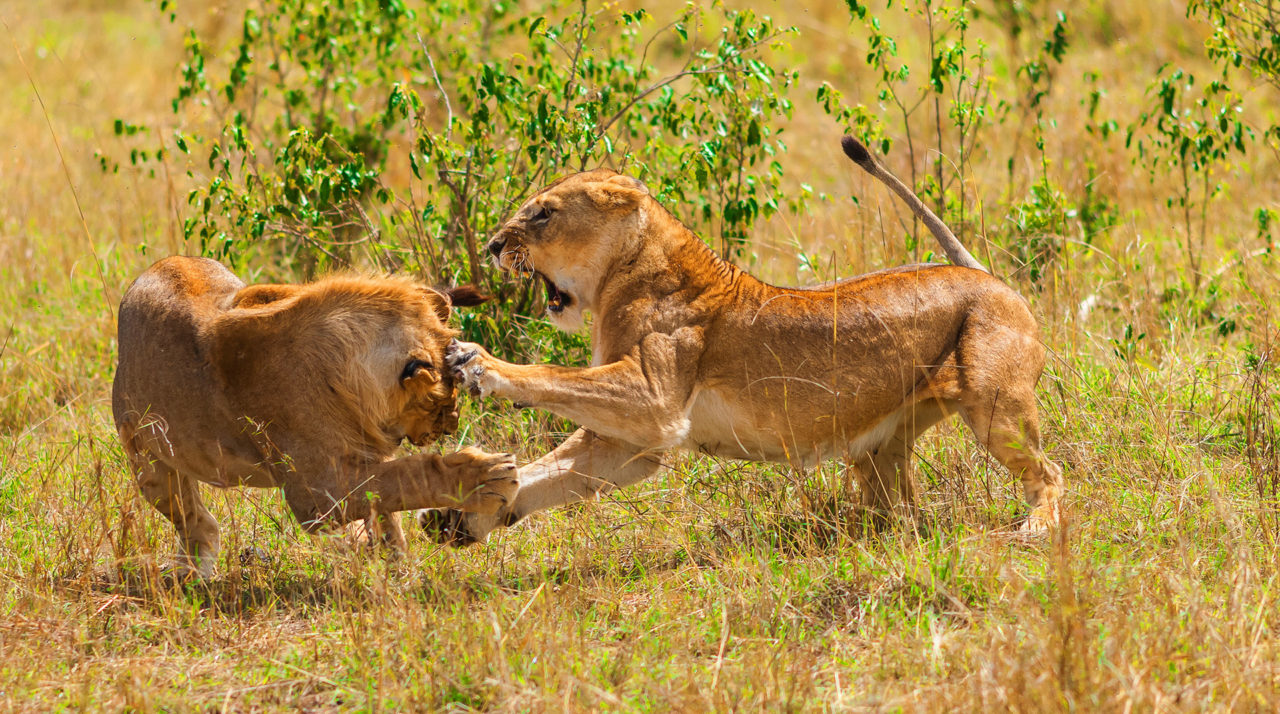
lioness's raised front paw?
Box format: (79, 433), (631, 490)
(441, 446), (518, 515)
(445, 340), (496, 398)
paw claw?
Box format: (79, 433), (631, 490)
(445, 341), (490, 397)
(443, 449), (519, 515)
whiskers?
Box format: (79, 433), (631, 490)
(500, 248), (537, 282)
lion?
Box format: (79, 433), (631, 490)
(112, 256), (518, 578)
(434, 136), (1063, 544)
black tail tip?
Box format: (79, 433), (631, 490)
(840, 135), (874, 168)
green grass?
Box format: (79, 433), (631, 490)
(3, 0), (1280, 711)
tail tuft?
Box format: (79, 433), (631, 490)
(840, 133), (988, 272)
(840, 135), (875, 170)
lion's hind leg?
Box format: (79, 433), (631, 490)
(126, 444), (221, 579)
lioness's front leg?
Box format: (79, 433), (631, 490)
(446, 328), (704, 448)
(423, 428), (668, 545)
(283, 448), (518, 532)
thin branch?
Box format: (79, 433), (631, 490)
(416, 32), (454, 143)
(586, 31), (784, 156)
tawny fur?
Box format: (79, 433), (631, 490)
(438, 140), (1064, 544)
(112, 256), (516, 577)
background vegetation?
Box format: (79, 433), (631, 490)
(1, 0), (1278, 709)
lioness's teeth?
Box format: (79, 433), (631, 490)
(540, 272), (567, 312)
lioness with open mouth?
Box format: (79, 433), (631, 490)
(113, 256), (518, 577)
(436, 136), (1063, 544)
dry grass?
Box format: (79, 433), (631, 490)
(2, 0), (1280, 711)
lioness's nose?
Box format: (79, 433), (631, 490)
(487, 239), (504, 258)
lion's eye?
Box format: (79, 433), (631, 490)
(531, 205), (553, 224)
(400, 359), (433, 383)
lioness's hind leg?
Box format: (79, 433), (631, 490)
(959, 388), (1063, 531)
(851, 437), (916, 518)
(130, 454), (221, 579)
(956, 299), (1063, 530)
(849, 401), (950, 524)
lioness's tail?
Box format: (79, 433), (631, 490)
(840, 135), (987, 273)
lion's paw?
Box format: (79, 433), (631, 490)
(161, 558), (213, 583)
(1020, 502), (1060, 534)
(442, 447), (518, 515)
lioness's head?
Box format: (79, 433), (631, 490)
(383, 285), (487, 447)
(486, 169), (649, 331)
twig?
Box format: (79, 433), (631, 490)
(561, 0), (590, 121)
(415, 32), (454, 143)
(0, 323), (13, 363)
(584, 28), (784, 160)
(413, 34), (480, 280)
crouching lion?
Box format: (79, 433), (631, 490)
(435, 136), (1064, 543)
(112, 256), (517, 578)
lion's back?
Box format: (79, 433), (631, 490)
(112, 256), (243, 435)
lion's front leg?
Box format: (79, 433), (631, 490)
(446, 328), (704, 448)
(421, 428), (668, 545)
(283, 449), (518, 534)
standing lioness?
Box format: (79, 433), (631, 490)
(113, 256), (517, 577)
(438, 137), (1063, 543)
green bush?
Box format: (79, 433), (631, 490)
(120, 0), (799, 358)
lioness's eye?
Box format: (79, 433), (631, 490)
(531, 206), (553, 223)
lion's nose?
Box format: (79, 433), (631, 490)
(487, 239), (504, 258)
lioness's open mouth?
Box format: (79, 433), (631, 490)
(538, 272), (573, 314)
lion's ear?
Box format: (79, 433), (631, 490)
(586, 174), (649, 212)
(400, 358), (440, 386)
(232, 283), (299, 309)
(420, 288), (453, 321)
(443, 285), (489, 308)
(422, 285), (489, 321)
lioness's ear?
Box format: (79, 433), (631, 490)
(586, 174), (649, 211)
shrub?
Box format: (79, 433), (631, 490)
(115, 0), (799, 357)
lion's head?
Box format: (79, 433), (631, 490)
(486, 169), (650, 331)
(214, 278), (487, 457)
(351, 282), (491, 451)
(382, 293), (461, 448)
(384, 285), (490, 447)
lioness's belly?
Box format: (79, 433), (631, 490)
(682, 388), (900, 467)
